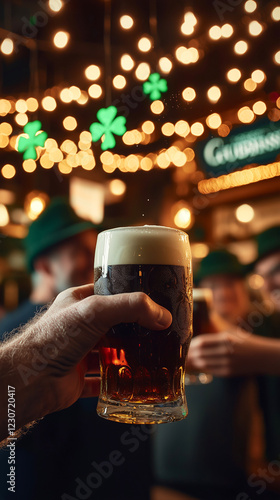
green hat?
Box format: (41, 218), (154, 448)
(195, 249), (246, 284)
(254, 225), (280, 265)
(25, 197), (97, 272)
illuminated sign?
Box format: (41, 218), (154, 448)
(196, 118), (280, 178)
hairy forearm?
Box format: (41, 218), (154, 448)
(0, 328), (53, 444)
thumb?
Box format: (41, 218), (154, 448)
(77, 292), (172, 338)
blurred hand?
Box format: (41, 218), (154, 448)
(187, 329), (259, 377)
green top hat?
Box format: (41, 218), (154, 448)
(24, 197), (97, 272)
(195, 249), (246, 284)
(254, 225), (280, 265)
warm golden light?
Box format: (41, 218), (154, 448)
(58, 161), (72, 174)
(221, 24), (233, 38)
(161, 122), (175, 136)
(238, 106), (255, 123)
(248, 20), (262, 36)
(272, 6), (280, 21)
(206, 113), (222, 129)
(138, 37), (152, 52)
(80, 131), (92, 143)
(142, 121), (155, 135)
(181, 23), (194, 36)
(218, 124), (231, 137)
(26, 97), (39, 112)
(101, 151), (114, 165)
(45, 138), (58, 150)
(198, 163), (280, 194)
(1, 38), (14, 55)
(0, 204), (9, 226)
(109, 179), (126, 196)
(173, 151), (187, 167)
(274, 51), (280, 64)
(150, 100), (164, 114)
(42, 96), (57, 111)
(85, 64), (101, 81)
(140, 157), (153, 171)
(63, 116), (77, 131)
(251, 69), (265, 83)
(234, 40), (248, 55)
(69, 86), (81, 101)
(23, 159), (37, 173)
(135, 62), (150, 81)
(121, 54), (134, 71)
(88, 84), (102, 98)
(0, 99), (12, 115)
(60, 88), (72, 103)
(0, 122), (13, 135)
(184, 11), (197, 24)
(236, 204), (255, 223)
(158, 57), (172, 74)
(182, 87), (196, 102)
(49, 0), (63, 12)
(252, 101), (266, 115)
(174, 207), (191, 229)
(120, 15), (133, 29)
(15, 113), (28, 126)
(244, 78), (257, 91)
(227, 68), (241, 82)
(191, 122), (204, 136)
(40, 154), (54, 169)
(207, 86), (221, 102)
(245, 0), (257, 13)
(53, 31), (69, 48)
(157, 153), (170, 169)
(209, 26), (221, 40)
(113, 75), (126, 89)
(1, 164), (16, 179)
(49, 148), (63, 162)
(192, 243), (209, 259)
(0, 135), (9, 148)
(175, 120), (190, 137)
(77, 91), (89, 105)
(248, 274), (264, 290)
(16, 99), (27, 113)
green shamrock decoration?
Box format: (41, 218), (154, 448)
(143, 73), (168, 101)
(18, 120), (48, 160)
(89, 106), (127, 151)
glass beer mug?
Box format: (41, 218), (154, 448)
(94, 225), (193, 424)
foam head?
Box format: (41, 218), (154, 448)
(94, 225), (191, 268)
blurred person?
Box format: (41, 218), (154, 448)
(0, 198), (152, 500)
(0, 285), (171, 443)
(186, 231), (280, 497)
(0, 197), (97, 335)
(152, 250), (277, 500)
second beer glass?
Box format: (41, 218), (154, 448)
(94, 225), (193, 424)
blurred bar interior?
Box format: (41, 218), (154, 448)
(0, 0), (280, 313)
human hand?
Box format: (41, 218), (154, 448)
(187, 329), (260, 377)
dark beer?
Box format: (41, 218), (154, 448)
(94, 226), (192, 424)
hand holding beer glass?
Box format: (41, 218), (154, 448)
(94, 226), (193, 424)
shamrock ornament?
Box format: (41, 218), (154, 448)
(143, 73), (168, 101)
(18, 120), (48, 160)
(89, 106), (127, 151)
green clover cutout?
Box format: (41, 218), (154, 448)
(143, 73), (168, 101)
(18, 120), (48, 160)
(89, 106), (127, 151)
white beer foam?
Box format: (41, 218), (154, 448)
(94, 225), (191, 267)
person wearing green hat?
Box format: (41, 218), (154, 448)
(0, 198), (154, 500)
(0, 197), (98, 337)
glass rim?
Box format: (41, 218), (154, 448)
(98, 224), (189, 238)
